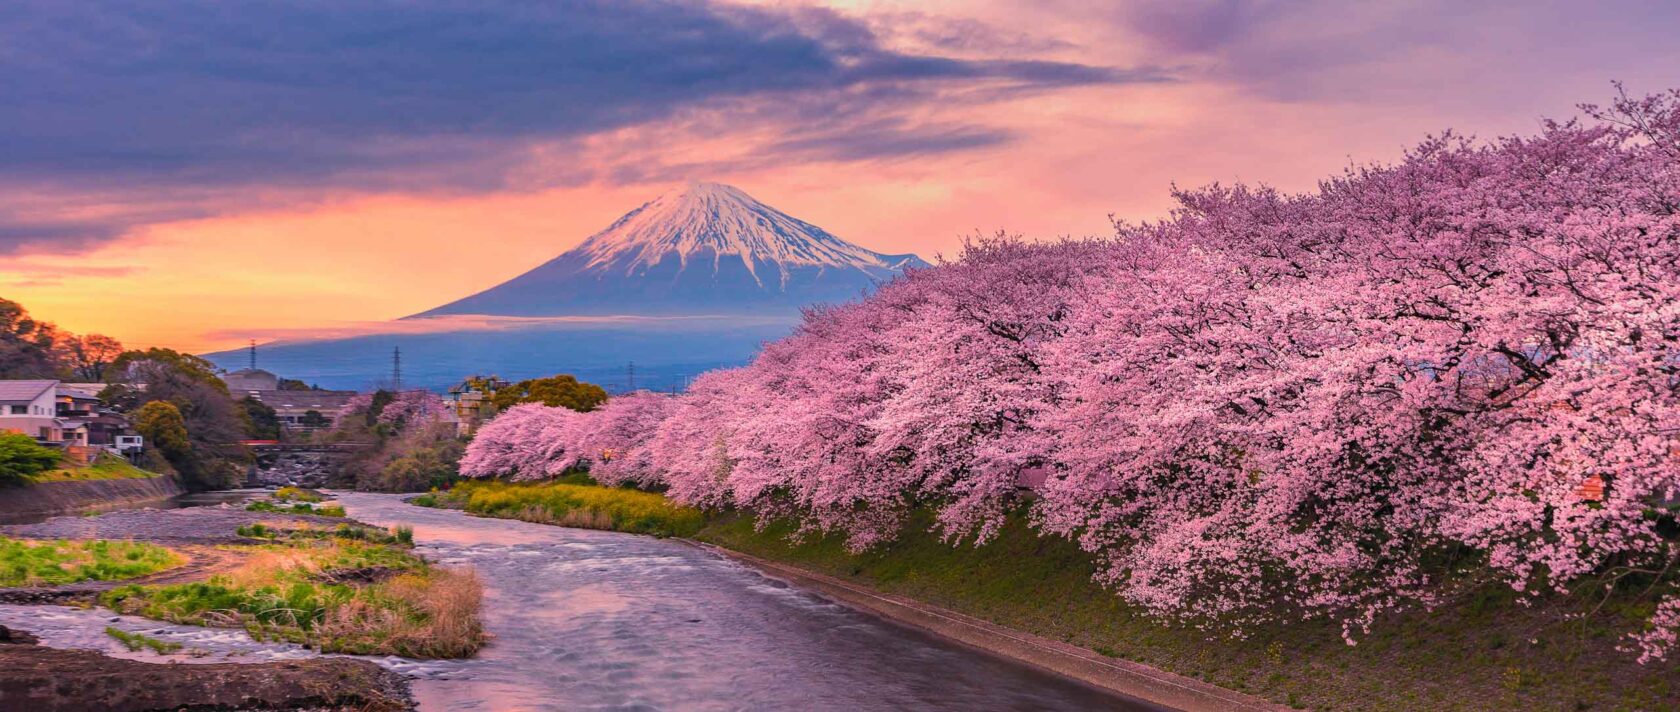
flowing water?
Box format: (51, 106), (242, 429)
(2, 492), (1161, 711)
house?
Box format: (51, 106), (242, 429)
(0, 380), (76, 443)
(223, 368), (281, 395)
(57, 383), (143, 453)
(0, 380), (146, 464)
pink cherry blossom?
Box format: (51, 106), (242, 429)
(463, 87), (1680, 659)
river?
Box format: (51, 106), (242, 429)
(2, 492), (1161, 711)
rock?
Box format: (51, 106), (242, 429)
(0, 644), (413, 711)
(0, 625), (39, 645)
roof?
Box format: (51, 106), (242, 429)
(57, 387), (102, 402)
(227, 368), (277, 378)
(58, 383), (107, 398)
(250, 390), (358, 410)
(0, 380), (58, 403)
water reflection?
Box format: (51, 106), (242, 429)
(336, 492), (1158, 712)
(0, 491), (1160, 711)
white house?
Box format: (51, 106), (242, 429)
(0, 379), (84, 445)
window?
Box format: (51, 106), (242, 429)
(7, 405), (24, 415)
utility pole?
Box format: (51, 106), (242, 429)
(248, 340), (257, 371)
(392, 347), (402, 392)
(627, 361), (636, 392)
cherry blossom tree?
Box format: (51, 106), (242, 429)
(462, 87), (1680, 659)
(458, 403), (584, 480)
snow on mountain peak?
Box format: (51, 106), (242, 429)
(414, 182), (925, 319)
(574, 182), (908, 283)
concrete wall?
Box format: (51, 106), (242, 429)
(0, 476), (185, 524)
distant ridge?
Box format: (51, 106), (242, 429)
(414, 182), (927, 318)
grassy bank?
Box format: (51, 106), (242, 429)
(100, 527), (483, 658)
(413, 479), (1679, 708)
(105, 626), (184, 654)
(246, 500), (346, 517)
(24, 454), (159, 484)
(419, 479), (704, 538)
(271, 486), (324, 503)
(697, 509), (1680, 712)
(0, 536), (184, 587)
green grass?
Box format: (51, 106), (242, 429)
(24, 453), (159, 483)
(237, 522), (414, 547)
(246, 500), (346, 517)
(105, 626), (183, 654)
(99, 538), (483, 658)
(272, 486), (325, 503)
(696, 508), (1680, 712)
(423, 479), (704, 537)
(0, 536), (184, 587)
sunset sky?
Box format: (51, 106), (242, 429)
(4, 0), (1677, 352)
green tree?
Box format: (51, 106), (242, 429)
(135, 401), (192, 466)
(300, 410), (330, 428)
(104, 349), (248, 490)
(239, 397), (281, 439)
(107, 348), (225, 389)
(489, 374), (608, 412)
(0, 433), (61, 485)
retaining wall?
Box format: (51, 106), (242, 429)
(0, 476), (185, 524)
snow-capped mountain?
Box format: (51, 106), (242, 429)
(416, 182), (927, 318)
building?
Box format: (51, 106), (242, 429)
(223, 368), (281, 395)
(246, 389), (358, 430)
(0, 380), (77, 444)
(1, 380), (145, 462)
(445, 375), (509, 434)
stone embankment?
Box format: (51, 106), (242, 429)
(0, 476), (184, 524)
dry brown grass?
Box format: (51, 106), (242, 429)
(103, 538), (486, 659)
(512, 504), (616, 530)
(316, 566), (486, 658)
(221, 547), (318, 589)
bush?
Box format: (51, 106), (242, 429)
(273, 486), (324, 503)
(246, 500), (345, 517)
(445, 479), (704, 538)
(0, 433), (61, 484)
(100, 538), (484, 658)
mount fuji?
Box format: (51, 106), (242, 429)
(206, 184), (924, 391)
(417, 182), (926, 318)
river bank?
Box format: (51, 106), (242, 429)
(0, 501), (427, 711)
(339, 491), (1160, 711)
(0, 622), (411, 712)
(694, 510), (1680, 711)
(419, 480), (1680, 711)
(0, 474), (186, 524)
(1, 492), (1162, 711)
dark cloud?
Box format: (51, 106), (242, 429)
(1104, 0), (1680, 102)
(766, 122), (1013, 162)
(0, 0), (1161, 253)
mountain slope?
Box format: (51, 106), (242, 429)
(415, 182), (927, 318)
